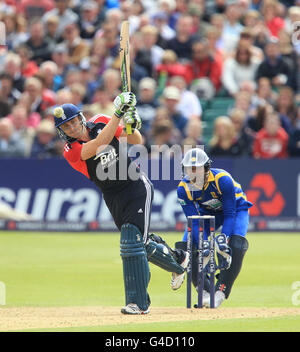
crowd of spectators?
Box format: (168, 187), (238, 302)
(0, 0), (300, 159)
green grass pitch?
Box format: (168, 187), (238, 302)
(0, 231), (299, 332)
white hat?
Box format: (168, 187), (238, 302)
(139, 77), (156, 91)
(163, 86), (181, 100)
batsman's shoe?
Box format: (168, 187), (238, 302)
(171, 251), (190, 290)
(214, 290), (226, 308)
(121, 303), (150, 315)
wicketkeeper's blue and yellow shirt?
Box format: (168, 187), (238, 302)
(177, 168), (252, 238)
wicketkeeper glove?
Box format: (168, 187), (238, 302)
(113, 92), (137, 118)
(215, 234), (232, 270)
(123, 107), (142, 131)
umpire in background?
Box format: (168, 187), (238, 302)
(53, 92), (188, 315)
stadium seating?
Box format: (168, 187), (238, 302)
(200, 97), (235, 144)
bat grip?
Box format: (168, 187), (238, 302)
(123, 104), (133, 135)
(126, 124), (133, 135)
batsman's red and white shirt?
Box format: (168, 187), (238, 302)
(63, 114), (137, 193)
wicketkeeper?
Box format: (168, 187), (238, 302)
(53, 93), (188, 315)
(177, 148), (252, 307)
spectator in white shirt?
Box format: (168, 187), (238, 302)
(222, 42), (260, 97)
(222, 2), (244, 54)
(140, 25), (165, 72)
(42, 0), (79, 38)
(169, 75), (202, 120)
(151, 11), (176, 42)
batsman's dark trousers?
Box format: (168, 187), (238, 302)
(103, 173), (154, 243)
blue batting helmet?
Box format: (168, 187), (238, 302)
(53, 103), (86, 144)
(53, 103), (81, 127)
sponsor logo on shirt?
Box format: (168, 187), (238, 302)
(94, 146), (119, 169)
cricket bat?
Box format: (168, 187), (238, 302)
(119, 20), (132, 135)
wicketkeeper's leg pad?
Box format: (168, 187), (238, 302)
(215, 235), (249, 299)
(120, 223), (150, 311)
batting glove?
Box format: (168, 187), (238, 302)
(114, 92), (136, 118)
(123, 107), (142, 131)
(201, 240), (210, 270)
(215, 234), (232, 270)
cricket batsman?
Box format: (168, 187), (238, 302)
(176, 148), (251, 308)
(53, 93), (189, 315)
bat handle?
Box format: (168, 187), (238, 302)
(126, 124), (133, 135)
(123, 103), (133, 135)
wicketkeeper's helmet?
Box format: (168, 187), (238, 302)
(181, 148), (212, 171)
(53, 103), (86, 144)
(181, 148), (212, 189)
